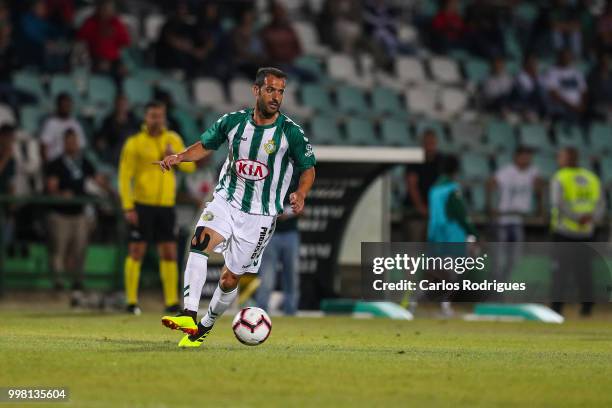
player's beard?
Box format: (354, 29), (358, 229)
(257, 97), (279, 119)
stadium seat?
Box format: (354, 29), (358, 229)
(119, 14), (140, 46)
(19, 105), (46, 136)
(336, 85), (368, 114)
(173, 109), (200, 146)
(372, 87), (406, 117)
(50, 74), (81, 104)
(380, 118), (414, 146)
(229, 78), (254, 110)
(0, 104), (15, 125)
(310, 115), (342, 145)
(193, 78), (228, 109)
(449, 122), (483, 148)
(293, 21), (330, 57)
(157, 78), (191, 108)
(345, 117), (376, 146)
(518, 124), (551, 153)
(533, 153), (557, 179)
(87, 75), (116, 108)
(395, 56), (426, 84)
(461, 152), (490, 180)
(327, 53), (373, 89)
(281, 84), (314, 120)
(123, 77), (153, 106)
(554, 124), (583, 147)
(485, 120), (515, 152)
(600, 157), (612, 184)
(144, 14), (165, 45)
(12, 71), (45, 104)
(295, 55), (324, 78)
(430, 57), (462, 84)
(439, 87), (469, 118)
(464, 57), (490, 83)
(406, 86), (437, 117)
(469, 183), (487, 213)
(301, 83), (334, 112)
(494, 151), (513, 168)
(202, 110), (222, 129)
(588, 123), (612, 154)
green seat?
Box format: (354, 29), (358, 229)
(345, 118), (376, 145)
(519, 124), (551, 152)
(88, 75), (116, 108)
(380, 118), (414, 146)
(13, 71), (46, 103)
(336, 85), (368, 114)
(533, 154), (557, 179)
(414, 119), (445, 140)
(123, 77), (153, 106)
(50, 74), (81, 103)
(450, 122), (484, 148)
(295, 55), (323, 78)
(555, 124), (583, 147)
(174, 109), (200, 145)
(515, 3), (538, 22)
(133, 67), (163, 83)
(372, 87), (406, 116)
(485, 121), (516, 152)
(301, 84), (333, 112)
(464, 57), (490, 82)
(469, 183), (486, 213)
(19, 105), (46, 136)
(461, 152), (490, 179)
(157, 78), (191, 108)
(203, 111), (222, 129)
(310, 115), (342, 145)
(588, 123), (612, 154)
(600, 157), (612, 183)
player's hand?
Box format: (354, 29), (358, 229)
(125, 210), (138, 226)
(289, 191), (306, 215)
(155, 154), (181, 172)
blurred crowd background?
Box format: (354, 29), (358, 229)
(1, 0), (611, 298)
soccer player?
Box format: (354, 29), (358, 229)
(159, 67), (316, 347)
(118, 101), (196, 315)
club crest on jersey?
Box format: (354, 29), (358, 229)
(234, 159), (269, 181)
(201, 211), (214, 221)
(263, 139), (276, 154)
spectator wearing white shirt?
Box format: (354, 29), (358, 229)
(482, 57), (514, 114)
(487, 146), (544, 281)
(543, 49), (587, 122)
(512, 55), (546, 121)
(40, 93), (87, 162)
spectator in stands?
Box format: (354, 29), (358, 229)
(94, 94), (138, 165)
(45, 128), (96, 296)
(46, 0), (75, 28)
(403, 129), (445, 242)
(596, 1), (612, 56)
(464, 0), (506, 59)
(430, 0), (467, 53)
(543, 49), (587, 123)
(155, 0), (215, 77)
(0, 124), (16, 247)
(512, 55), (546, 121)
(260, 1), (316, 82)
(587, 53), (612, 121)
(318, 0), (362, 54)
(17, 0), (66, 71)
(482, 56), (513, 115)
(227, 8), (265, 79)
(40, 93), (87, 162)
(487, 146), (544, 281)
(363, 0), (403, 60)
(77, 0), (130, 74)
(546, 0), (583, 57)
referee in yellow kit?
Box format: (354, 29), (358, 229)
(118, 101), (195, 314)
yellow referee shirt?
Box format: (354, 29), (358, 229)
(118, 126), (196, 210)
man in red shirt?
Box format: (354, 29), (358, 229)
(77, 0), (130, 73)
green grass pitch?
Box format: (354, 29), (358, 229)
(1, 311), (611, 407)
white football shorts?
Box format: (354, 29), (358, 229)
(195, 193), (276, 275)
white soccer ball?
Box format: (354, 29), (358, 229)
(232, 307), (272, 346)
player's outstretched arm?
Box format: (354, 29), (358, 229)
(289, 167), (315, 215)
(157, 142), (211, 172)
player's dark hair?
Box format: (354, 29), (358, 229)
(56, 92), (72, 105)
(564, 146), (579, 167)
(0, 124), (15, 137)
(254, 67), (287, 87)
(441, 155), (460, 176)
(514, 145), (533, 156)
(145, 100), (166, 111)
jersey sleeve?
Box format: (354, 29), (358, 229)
(199, 114), (229, 151)
(285, 124), (316, 171)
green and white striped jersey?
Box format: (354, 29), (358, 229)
(200, 109), (316, 216)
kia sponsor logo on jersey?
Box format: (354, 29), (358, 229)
(234, 159), (269, 181)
